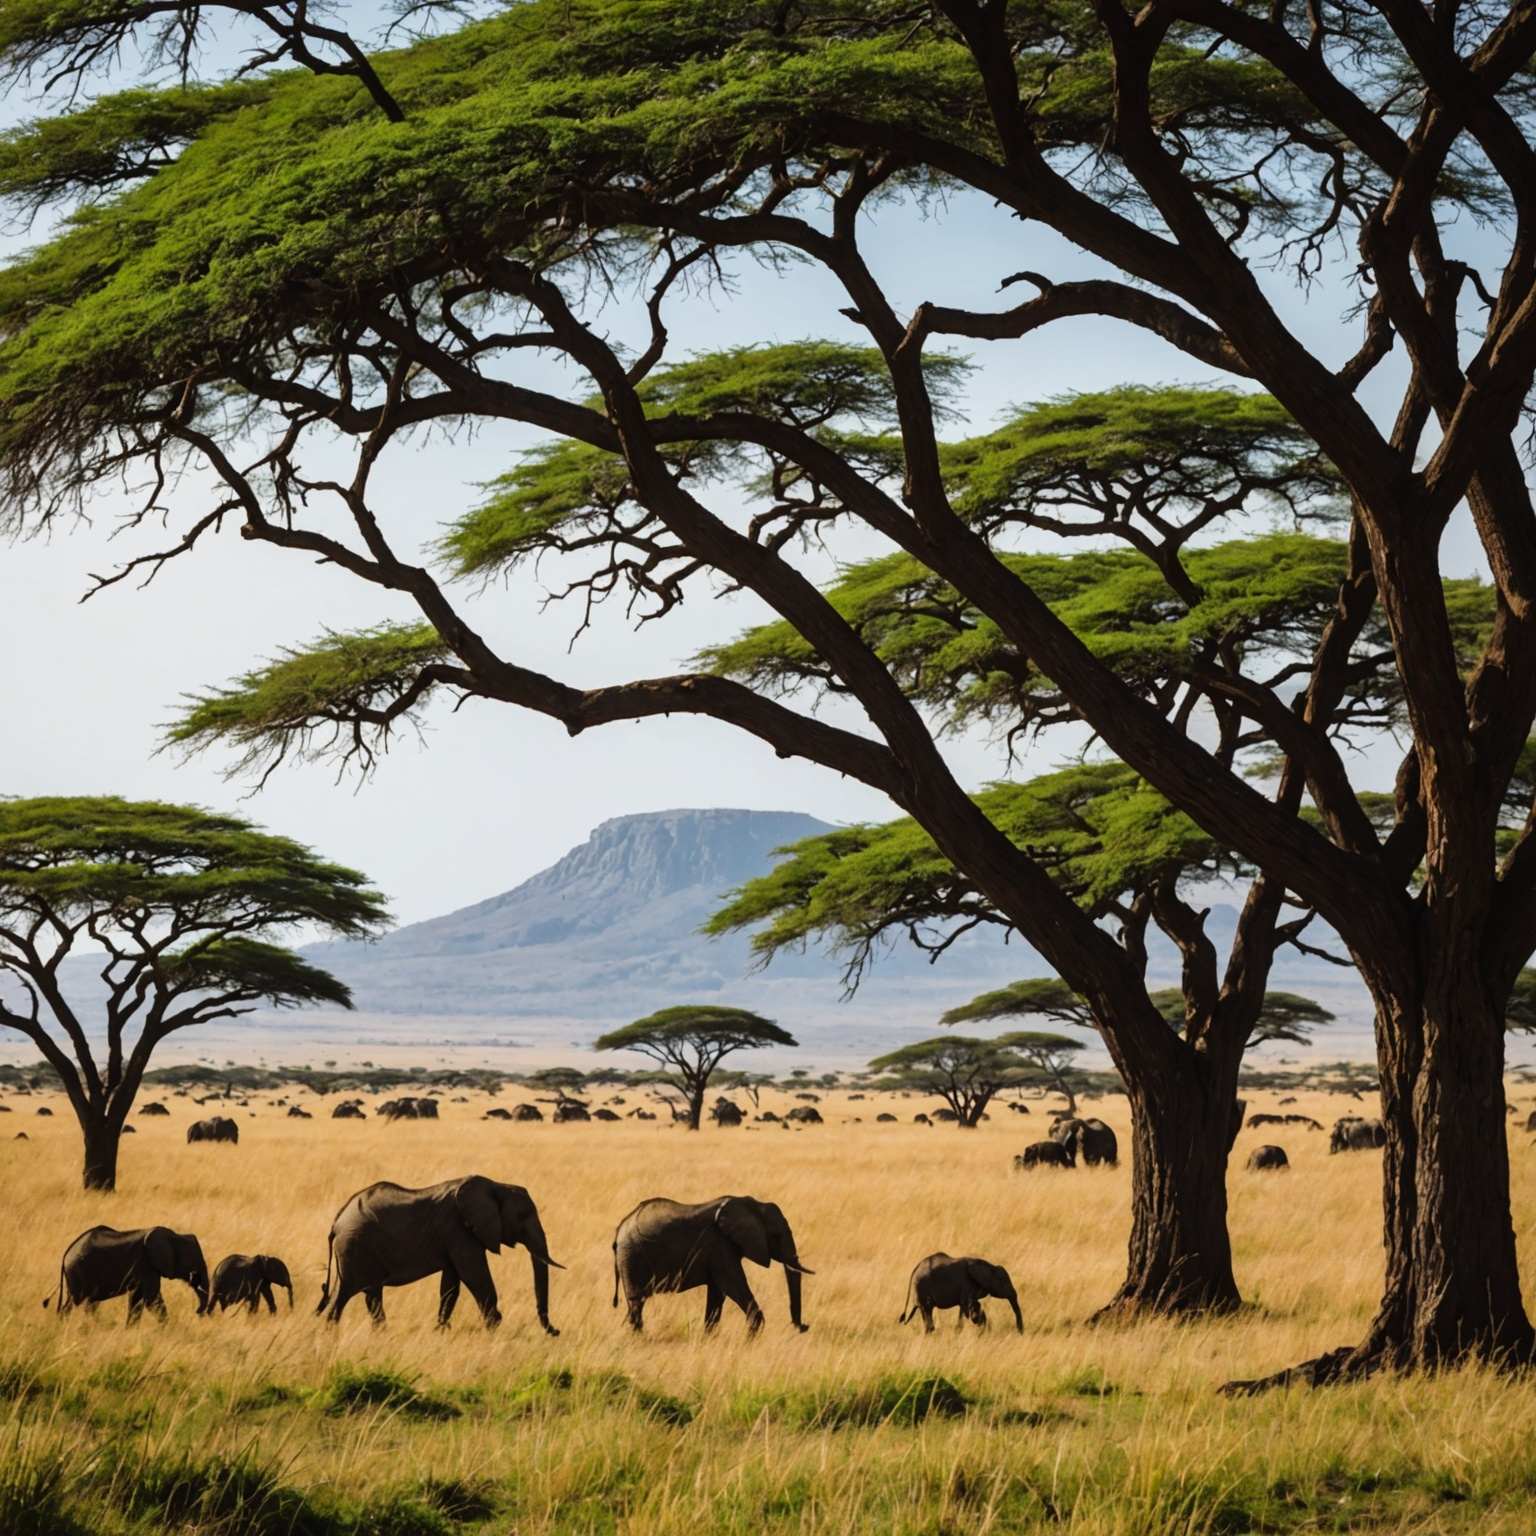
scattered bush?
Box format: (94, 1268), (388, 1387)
(323, 1367), (460, 1422)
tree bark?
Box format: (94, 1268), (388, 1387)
(80, 1111), (121, 1193)
(1099, 1053), (1243, 1317)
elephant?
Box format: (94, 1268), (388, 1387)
(332, 1102), (366, 1119)
(187, 1116), (238, 1144)
(554, 1102), (590, 1122)
(913, 1114), (931, 1126)
(1250, 1113), (1323, 1131)
(45, 1225), (209, 1321)
(36, 1106), (53, 1117)
(140, 1103), (170, 1117)
(1015, 1140), (1072, 1169)
(710, 1099), (745, 1127)
(512, 1104), (544, 1121)
(1330, 1116), (1387, 1153)
(611, 1195), (812, 1334)
(899, 1253), (1023, 1333)
(484, 1107), (513, 1121)
(1247, 1144), (1289, 1171)
(756, 1111), (780, 1123)
(211, 1253), (294, 1313)
(287, 1106), (312, 1119)
(1050, 1117), (1118, 1167)
(786, 1105), (822, 1124)
(876, 1113), (898, 1123)
(593, 1108), (620, 1121)
(316, 1174), (562, 1331)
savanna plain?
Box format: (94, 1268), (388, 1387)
(5, 1082), (1536, 1535)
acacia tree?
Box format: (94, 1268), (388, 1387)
(593, 1006), (797, 1131)
(868, 1034), (1040, 1125)
(3, 0), (1536, 1380)
(0, 797), (386, 1190)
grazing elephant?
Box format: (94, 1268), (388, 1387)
(913, 1114), (931, 1126)
(140, 1103), (170, 1117)
(1015, 1140), (1072, 1169)
(786, 1105), (823, 1124)
(1050, 1117), (1118, 1167)
(876, 1113), (898, 1123)
(593, 1108), (620, 1121)
(899, 1253), (1023, 1333)
(512, 1104), (544, 1121)
(1247, 1144), (1289, 1171)
(710, 1099), (745, 1127)
(484, 1107), (513, 1121)
(554, 1102), (590, 1122)
(211, 1253), (294, 1313)
(45, 1225), (209, 1321)
(287, 1106), (312, 1119)
(332, 1102), (366, 1120)
(612, 1195), (812, 1334)
(1330, 1116), (1387, 1153)
(1250, 1113), (1323, 1131)
(187, 1116), (238, 1144)
(316, 1174), (562, 1331)
(379, 1096), (438, 1120)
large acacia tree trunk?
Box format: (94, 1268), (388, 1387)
(80, 1110), (123, 1192)
(1100, 1050), (1243, 1317)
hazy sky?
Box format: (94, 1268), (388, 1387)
(0, 16), (1494, 930)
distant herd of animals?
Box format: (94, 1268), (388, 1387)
(33, 1098), (1398, 1332)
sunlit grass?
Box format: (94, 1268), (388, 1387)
(4, 1079), (1536, 1531)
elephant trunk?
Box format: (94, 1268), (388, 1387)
(784, 1261), (807, 1331)
(1005, 1286), (1023, 1333)
(284, 1281), (294, 1309)
(523, 1216), (559, 1334)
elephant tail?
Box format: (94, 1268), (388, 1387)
(44, 1257), (65, 1312)
(898, 1276), (916, 1325)
(315, 1230), (336, 1317)
(611, 1244), (619, 1308)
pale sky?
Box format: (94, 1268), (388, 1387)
(0, 14), (1495, 930)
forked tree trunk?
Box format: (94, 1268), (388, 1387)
(1099, 1056), (1243, 1317)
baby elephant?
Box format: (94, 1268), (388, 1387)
(211, 1253), (294, 1314)
(900, 1253), (1023, 1333)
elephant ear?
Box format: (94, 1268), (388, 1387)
(143, 1227), (176, 1276)
(455, 1177), (503, 1253)
(715, 1198), (771, 1267)
(966, 1259), (1001, 1291)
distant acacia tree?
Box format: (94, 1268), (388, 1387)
(868, 1036), (1041, 1127)
(593, 1006), (796, 1131)
(0, 797), (386, 1190)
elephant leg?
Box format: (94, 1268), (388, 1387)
(716, 1263), (764, 1333)
(625, 1293), (645, 1332)
(150, 1293), (168, 1322)
(703, 1282), (725, 1331)
(920, 1304), (934, 1334)
(125, 1292), (143, 1326)
(437, 1268), (462, 1329)
(364, 1289), (386, 1327)
(325, 1282), (358, 1324)
(453, 1248), (502, 1329)
(261, 1282), (277, 1316)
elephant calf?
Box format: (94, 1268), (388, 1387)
(211, 1253), (294, 1313)
(317, 1174), (562, 1332)
(1015, 1140), (1072, 1169)
(900, 1253), (1023, 1333)
(45, 1225), (209, 1322)
(612, 1195), (812, 1334)
(1246, 1144), (1289, 1171)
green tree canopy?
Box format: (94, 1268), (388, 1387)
(594, 1004), (796, 1130)
(0, 796), (387, 1188)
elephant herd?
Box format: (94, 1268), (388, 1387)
(1014, 1115), (1119, 1171)
(44, 1175), (1047, 1339)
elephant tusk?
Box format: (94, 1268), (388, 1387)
(533, 1254), (566, 1270)
(782, 1261), (815, 1276)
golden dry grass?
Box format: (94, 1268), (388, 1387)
(5, 1080), (1536, 1533)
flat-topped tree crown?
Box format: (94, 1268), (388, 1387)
(0, 796), (387, 1189)
(594, 1005), (796, 1131)
(867, 1034), (1042, 1127)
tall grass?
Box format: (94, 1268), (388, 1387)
(4, 1080), (1536, 1531)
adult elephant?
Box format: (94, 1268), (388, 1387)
(1016, 1140), (1072, 1169)
(187, 1116), (238, 1144)
(612, 1195), (812, 1334)
(1330, 1116), (1387, 1153)
(45, 1225), (209, 1321)
(316, 1174), (562, 1331)
(211, 1253), (294, 1313)
(899, 1253), (1023, 1333)
(1247, 1144), (1289, 1171)
(1050, 1116), (1119, 1167)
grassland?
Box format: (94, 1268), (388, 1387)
(4, 1080), (1536, 1534)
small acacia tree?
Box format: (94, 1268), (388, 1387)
(0, 797), (386, 1189)
(593, 1006), (796, 1131)
(868, 1035), (1039, 1126)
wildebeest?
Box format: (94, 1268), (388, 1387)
(1330, 1115), (1387, 1153)
(187, 1116), (238, 1144)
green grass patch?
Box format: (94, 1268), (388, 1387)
(322, 1366), (460, 1422)
(0, 1438), (90, 1536)
(1052, 1365), (1123, 1398)
(234, 1381), (307, 1413)
(0, 1361), (50, 1404)
(735, 1372), (970, 1429)
(98, 1447), (335, 1536)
